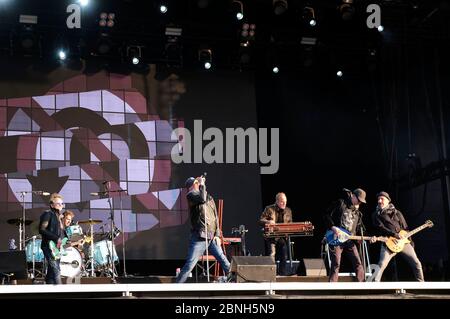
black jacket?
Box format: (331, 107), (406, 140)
(187, 185), (220, 239)
(39, 209), (62, 248)
(372, 203), (408, 237)
(324, 197), (362, 235)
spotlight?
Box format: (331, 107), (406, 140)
(303, 7), (316, 27)
(160, 4), (168, 14)
(164, 26), (183, 67)
(339, 0), (355, 21)
(231, 1), (244, 21)
(99, 12), (115, 28)
(198, 48), (212, 70)
(127, 45), (142, 65)
(79, 0), (89, 6)
(272, 66), (279, 74)
(58, 50), (67, 61)
(377, 25), (384, 32)
(336, 70), (343, 77)
(273, 0), (288, 15)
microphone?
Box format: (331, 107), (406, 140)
(16, 191), (50, 195)
(34, 191), (51, 196)
(90, 192), (105, 196)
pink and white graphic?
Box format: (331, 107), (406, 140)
(0, 72), (186, 236)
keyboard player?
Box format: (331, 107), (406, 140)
(258, 192), (292, 276)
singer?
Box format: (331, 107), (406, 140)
(38, 193), (65, 284)
(176, 175), (230, 283)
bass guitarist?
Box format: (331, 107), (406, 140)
(324, 188), (367, 282)
(39, 193), (64, 284)
(371, 191), (424, 282)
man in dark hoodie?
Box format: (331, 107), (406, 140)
(176, 176), (230, 283)
(324, 188), (367, 282)
(372, 191), (424, 282)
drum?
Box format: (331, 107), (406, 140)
(60, 247), (83, 277)
(93, 240), (118, 267)
(66, 225), (83, 241)
(25, 238), (44, 262)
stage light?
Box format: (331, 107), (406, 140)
(377, 25), (384, 32)
(303, 7), (316, 27)
(339, 0), (355, 21)
(160, 4), (168, 14)
(272, 66), (279, 74)
(99, 12), (115, 28)
(273, 0), (288, 15)
(58, 50), (67, 60)
(231, 1), (244, 21)
(127, 45), (142, 65)
(79, 0), (89, 6)
(198, 48), (212, 70)
(337, 70), (343, 77)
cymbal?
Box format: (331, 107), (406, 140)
(7, 218), (33, 226)
(77, 219), (102, 225)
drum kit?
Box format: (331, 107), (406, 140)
(7, 218), (119, 279)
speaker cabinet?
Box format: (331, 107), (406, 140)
(303, 258), (327, 277)
(231, 256), (276, 283)
(0, 250), (28, 280)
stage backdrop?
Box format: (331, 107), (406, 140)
(0, 60), (262, 259)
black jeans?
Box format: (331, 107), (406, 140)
(265, 238), (289, 275)
(42, 246), (62, 284)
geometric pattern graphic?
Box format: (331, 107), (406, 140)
(0, 73), (186, 248)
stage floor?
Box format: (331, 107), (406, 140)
(1, 276), (450, 299)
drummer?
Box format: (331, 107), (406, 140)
(62, 210), (85, 253)
(62, 210), (75, 230)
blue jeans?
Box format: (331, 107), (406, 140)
(42, 246), (62, 284)
(176, 233), (231, 283)
(374, 243), (424, 282)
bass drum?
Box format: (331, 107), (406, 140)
(60, 247), (83, 278)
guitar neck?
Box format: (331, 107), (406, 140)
(406, 224), (429, 238)
(347, 235), (373, 241)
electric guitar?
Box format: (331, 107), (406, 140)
(325, 227), (385, 246)
(49, 236), (89, 259)
(384, 220), (434, 253)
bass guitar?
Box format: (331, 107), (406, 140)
(49, 236), (89, 259)
(324, 227), (385, 246)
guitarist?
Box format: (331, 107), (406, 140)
(38, 193), (64, 284)
(372, 191), (424, 282)
(324, 188), (367, 282)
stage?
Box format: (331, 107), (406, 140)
(1, 277), (450, 299)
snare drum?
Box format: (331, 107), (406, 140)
(66, 225), (83, 241)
